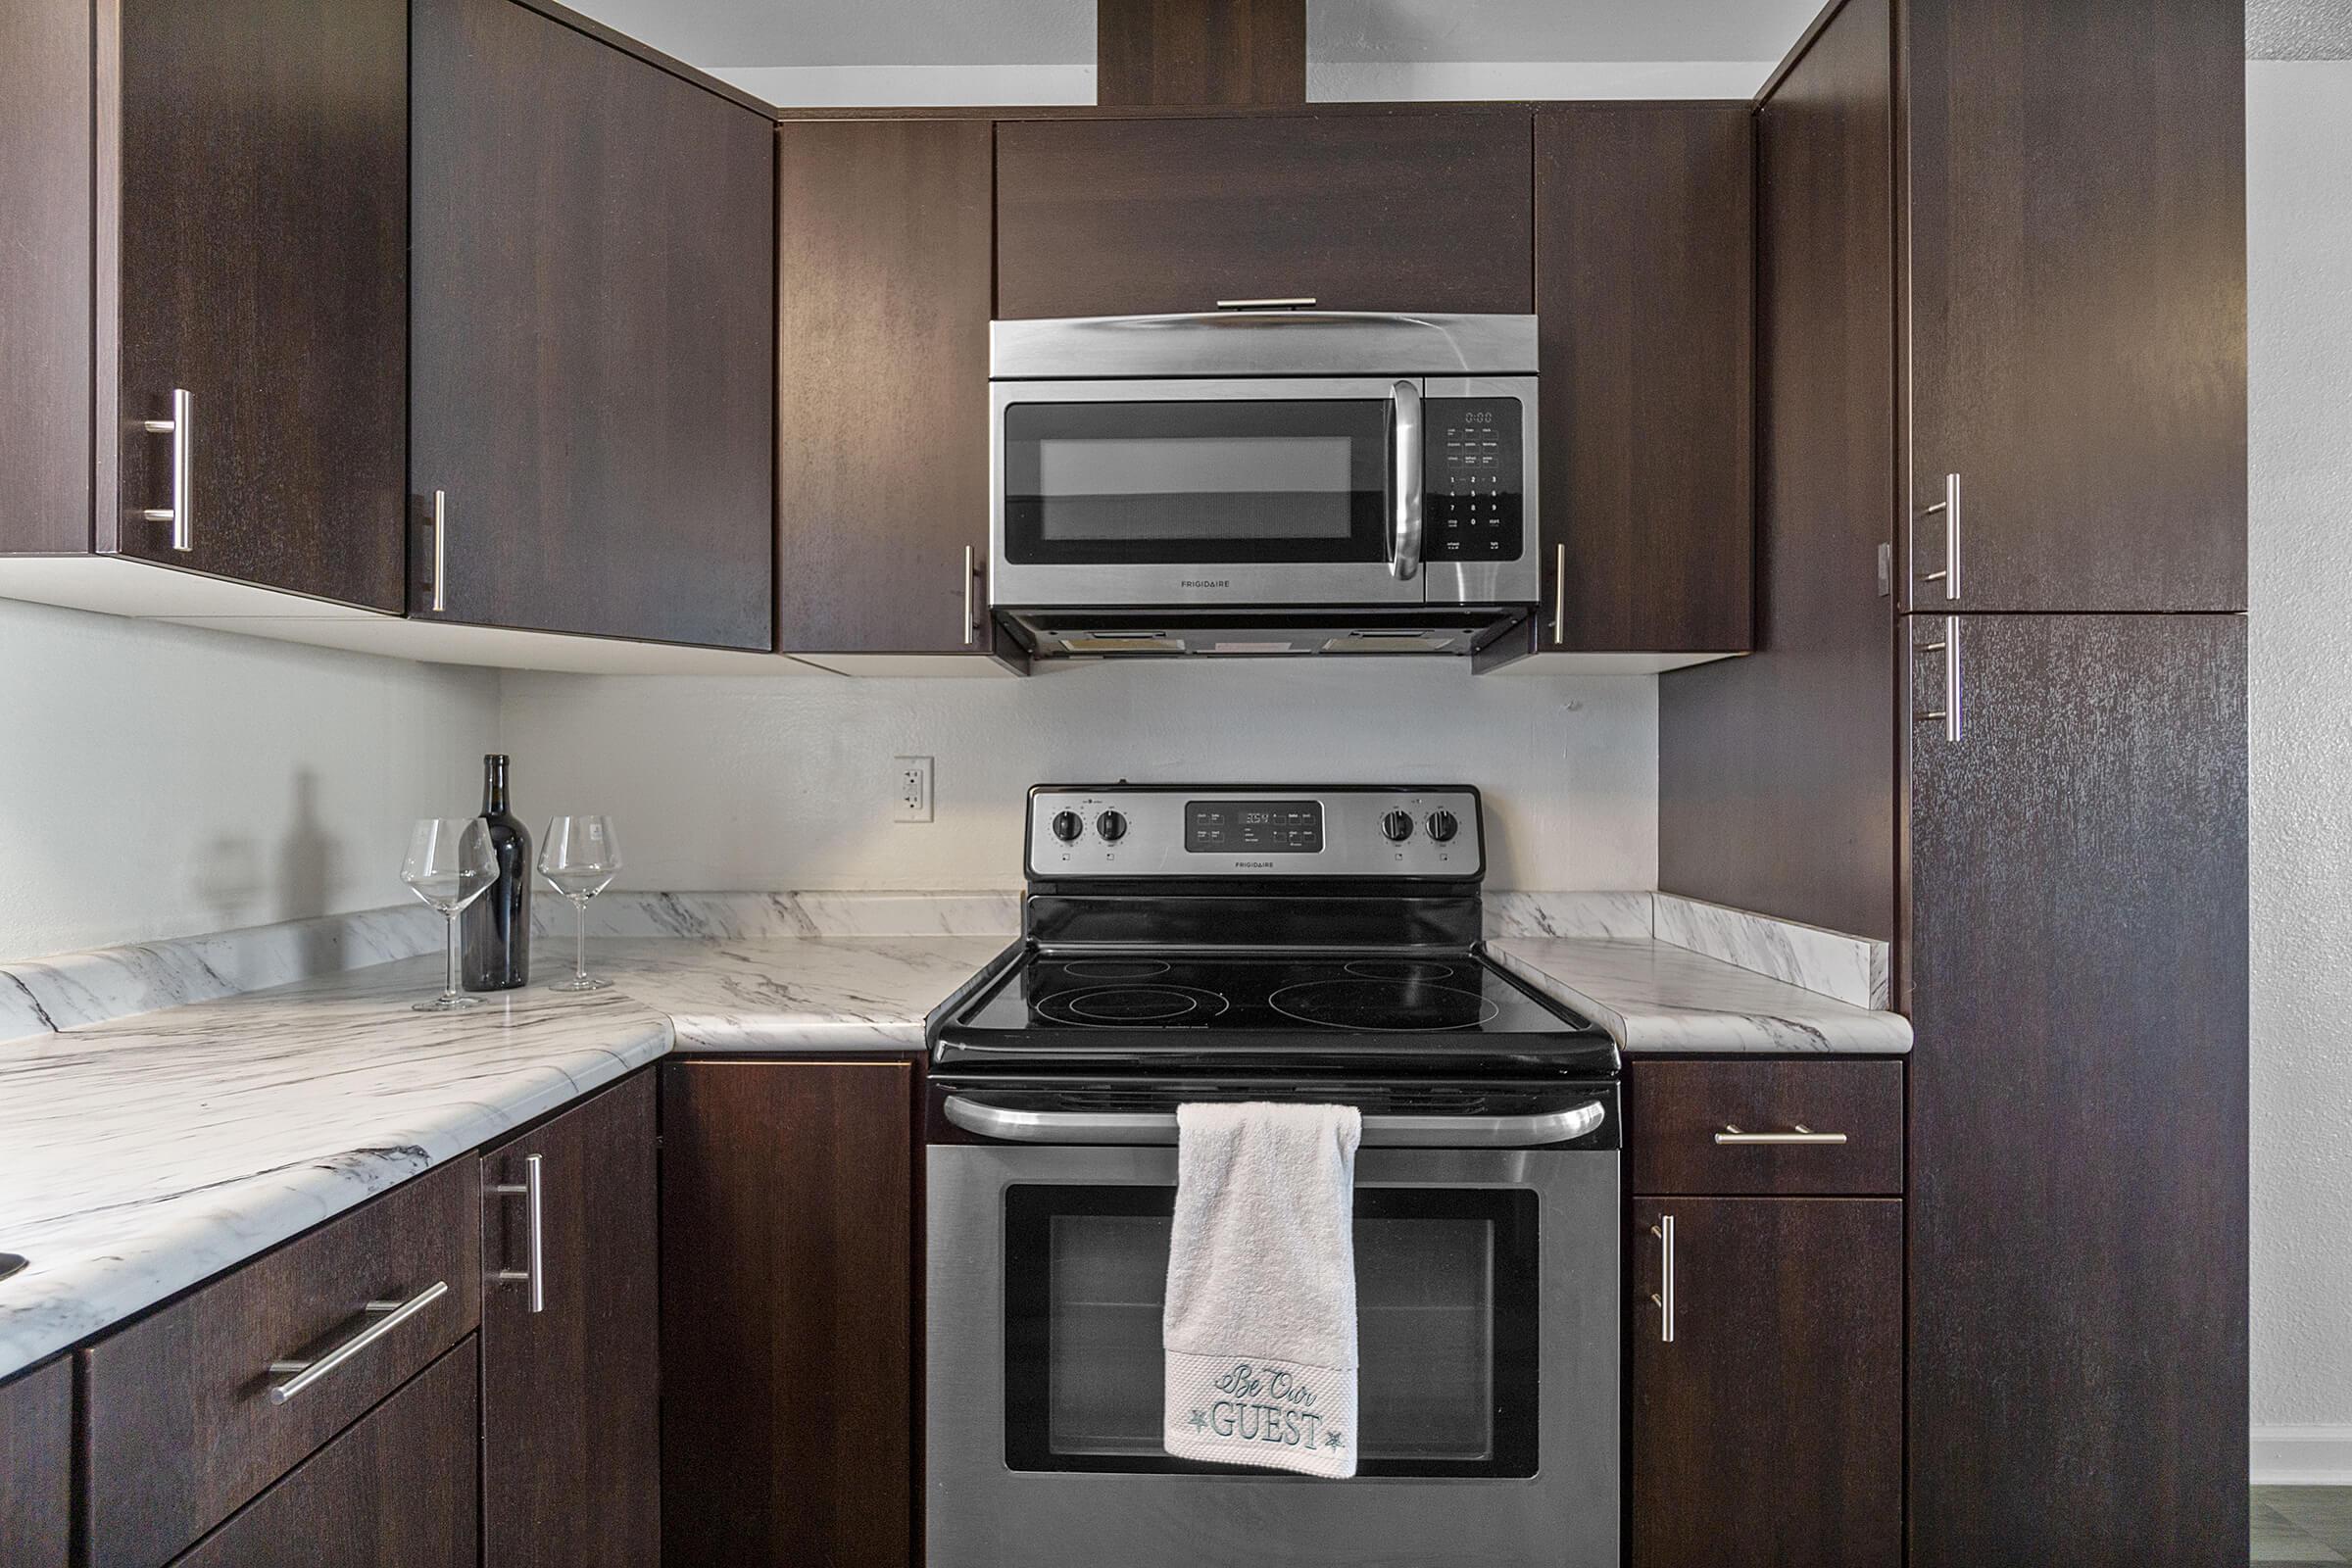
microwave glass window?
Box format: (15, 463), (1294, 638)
(1004, 1185), (1539, 1477)
(1003, 400), (1392, 564)
(1035, 437), (1356, 541)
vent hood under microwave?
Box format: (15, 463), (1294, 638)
(987, 311), (1540, 666)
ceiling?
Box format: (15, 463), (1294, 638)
(565, 0), (2335, 84)
(563, 0), (1826, 73)
(2248, 0), (2352, 59)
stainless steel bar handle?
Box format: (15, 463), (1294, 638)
(1914, 616), (1962, 742)
(265, 1279), (451, 1405)
(138, 388), (194, 553)
(1390, 378), (1423, 581)
(1715, 1123), (1848, 1146)
(1214, 297), (1318, 310)
(491, 1152), (546, 1313)
(963, 544), (976, 647)
(1652, 1215), (1676, 1345)
(1552, 543), (1567, 645)
(1917, 471), (1960, 601)
(430, 490), (448, 613)
(942, 1095), (1604, 1149)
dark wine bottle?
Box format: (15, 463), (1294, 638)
(462, 754), (532, 990)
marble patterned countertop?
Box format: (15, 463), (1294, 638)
(0, 890), (1904, 1381)
(1491, 939), (1914, 1055)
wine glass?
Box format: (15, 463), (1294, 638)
(540, 816), (621, 993)
(402, 818), (498, 1012)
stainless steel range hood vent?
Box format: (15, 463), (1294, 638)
(996, 607), (1534, 665)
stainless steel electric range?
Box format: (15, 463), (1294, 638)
(923, 784), (1621, 1568)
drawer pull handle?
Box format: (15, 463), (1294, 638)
(1714, 1123), (1849, 1146)
(266, 1279), (451, 1405)
(491, 1152), (546, 1314)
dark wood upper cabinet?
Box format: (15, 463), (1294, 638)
(1536, 104), (1753, 654)
(1904, 0), (2247, 612)
(412, 0), (775, 648)
(0, 0), (407, 608)
(661, 1058), (916, 1568)
(1631, 1198), (1902, 1568)
(995, 112), (1535, 319)
(1904, 612), (2247, 1565)
(480, 1073), (660, 1568)
(776, 119), (993, 655)
(172, 1344), (479, 1568)
(1660, 0), (1898, 943)
(0, 1359), (72, 1568)
(0, 0), (96, 557)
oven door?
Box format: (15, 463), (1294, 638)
(991, 376), (1428, 610)
(925, 1106), (1619, 1568)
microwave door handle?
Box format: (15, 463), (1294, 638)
(942, 1096), (1603, 1149)
(1390, 378), (1423, 581)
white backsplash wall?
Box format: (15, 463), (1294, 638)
(498, 660), (1656, 893)
(0, 600), (501, 960)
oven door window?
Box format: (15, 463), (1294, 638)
(1001, 400), (1394, 564)
(1003, 1185), (1538, 1477)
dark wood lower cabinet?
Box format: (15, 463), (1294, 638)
(660, 1058), (917, 1568)
(0, 1358), (72, 1568)
(172, 1341), (478, 1568)
(1906, 612), (2248, 1564)
(1631, 1197), (1902, 1568)
(481, 1072), (661, 1568)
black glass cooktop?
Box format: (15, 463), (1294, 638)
(932, 948), (1617, 1076)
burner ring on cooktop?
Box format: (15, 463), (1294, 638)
(1059, 958), (1173, 980)
(1267, 978), (1500, 1033)
(1343, 959), (1458, 982)
(1037, 984), (1231, 1028)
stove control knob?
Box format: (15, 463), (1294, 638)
(1426, 808), (1459, 844)
(1381, 809), (1415, 844)
(1051, 810), (1085, 843)
(1095, 809), (1129, 844)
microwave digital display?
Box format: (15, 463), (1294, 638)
(1186, 800), (1323, 854)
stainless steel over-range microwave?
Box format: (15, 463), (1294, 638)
(987, 310), (1539, 659)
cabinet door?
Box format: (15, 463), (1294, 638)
(480, 1073), (659, 1568)
(996, 113), (1534, 319)
(1905, 612), (2246, 1564)
(1904, 0), (2245, 611)
(0, 1359), (71, 1568)
(1630, 1198), (1901, 1568)
(412, 0), (774, 648)
(171, 1343), (477, 1568)
(1658, 0), (1898, 944)
(777, 120), (992, 654)
(1536, 105), (1752, 654)
(661, 1059), (914, 1567)
(113, 0), (408, 609)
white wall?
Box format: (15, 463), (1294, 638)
(2249, 59), (2352, 1469)
(497, 661), (1656, 893)
(0, 600), (500, 958)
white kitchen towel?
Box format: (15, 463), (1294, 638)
(1162, 1101), (1363, 1479)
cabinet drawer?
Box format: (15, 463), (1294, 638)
(84, 1157), (481, 1568)
(1629, 1059), (1903, 1196)
(170, 1340), (479, 1568)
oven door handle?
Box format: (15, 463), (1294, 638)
(942, 1096), (1604, 1149)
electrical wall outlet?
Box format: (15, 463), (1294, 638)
(892, 756), (933, 823)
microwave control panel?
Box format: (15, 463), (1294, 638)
(1425, 397), (1525, 563)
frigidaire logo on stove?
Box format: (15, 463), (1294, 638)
(1233, 860), (1275, 869)
(1178, 578), (1232, 589)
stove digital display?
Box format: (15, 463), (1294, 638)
(1186, 800), (1323, 855)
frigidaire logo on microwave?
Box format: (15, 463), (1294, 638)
(1178, 579), (1232, 589)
